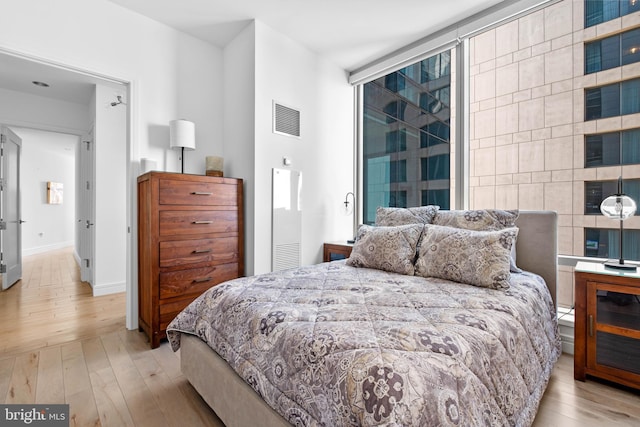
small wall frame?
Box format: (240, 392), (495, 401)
(47, 181), (63, 204)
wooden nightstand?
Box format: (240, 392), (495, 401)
(574, 261), (640, 390)
(323, 242), (354, 262)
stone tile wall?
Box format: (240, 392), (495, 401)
(468, 0), (640, 307)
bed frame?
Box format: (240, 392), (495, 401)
(180, 210), (558, 427)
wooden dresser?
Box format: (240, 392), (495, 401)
(137, 172), (244, 348)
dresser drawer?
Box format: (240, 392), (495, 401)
(160, 237), (239, 268)
(159, 262), (239, 299)
(160, 210), (238, 236)
(159, 179), (238, 206)
(159, 298), (194, 331)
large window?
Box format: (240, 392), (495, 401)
(362, 51), (451, 224)
(585, 0), (640, 28)
(585, 228), (640, 259)
(585, 28), (640, 74)
(585, 79), (640, 120)
(585, 129), (640, 167)
(584, 179), (640, 215)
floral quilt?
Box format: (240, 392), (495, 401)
(167, 261), (561, 427)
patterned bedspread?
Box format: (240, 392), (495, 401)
(167, 261), (561, 427)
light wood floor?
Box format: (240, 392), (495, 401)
(1, 248), (639, 426)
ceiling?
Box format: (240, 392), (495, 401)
(0, 53), (122, 105)
(108, 0), (503, 72)
(0, 0), (503, 106)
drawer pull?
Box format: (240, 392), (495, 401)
(589, 314), (594, 337)
(191, 192), (213, 196)
(192, 277), (213, 283)
(192, 220), (213, 224)
(192, 249), (212, 254)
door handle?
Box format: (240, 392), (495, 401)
(86, 220), (94, 229)
(191, 192), (213, 196)
(192, 220), (213, 224)
(19, 220), (26, 224)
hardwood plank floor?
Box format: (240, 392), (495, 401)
(1, 247), (639, 426)
(0, 247), (126, 358)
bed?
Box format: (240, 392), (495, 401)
(166, 209), (561, 427)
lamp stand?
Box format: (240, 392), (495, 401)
(604, 219), (637, 271)
(180, 147), (185, 174)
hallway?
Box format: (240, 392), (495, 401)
(0, 246), (126, 358)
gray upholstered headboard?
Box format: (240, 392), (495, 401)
(514, 211), (558, 307)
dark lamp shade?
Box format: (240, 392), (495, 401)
(600, 195), (637, 220)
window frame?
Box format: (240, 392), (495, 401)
(585, 78), (640, 121)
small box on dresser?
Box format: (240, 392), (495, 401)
(138, 171), (244, 348)
(574, 261), (640, 390)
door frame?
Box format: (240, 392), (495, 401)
(78, 129), (95, 285)
(0, 46), (139, 330)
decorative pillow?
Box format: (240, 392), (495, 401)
(346, 224), (424, 275)
(433, 209), (521, 272)
(414, 224), (518, 290)
(375, 205), (440, 226)
(432, 209), (518, 230)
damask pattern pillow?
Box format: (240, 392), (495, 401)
(375, 206), (440, 227)
(432, 209), (518, 230)
(346, 224), (424, 275)
(414, 224), (518, 290)
(433, 209), (521, 272)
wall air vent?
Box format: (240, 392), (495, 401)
(273, 101), (300, 137)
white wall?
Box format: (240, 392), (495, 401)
(223, 23), (256, 275)
(233, 21), (354, 275)
(0, 0), (224, 170)
(0, 0), (222, 177)
(12, 128), (77, 256)
(222, 20), (355, 277)
(0, 0), (224, 328)
(1, 1), (356, 324)
(93, 84), (127, 294)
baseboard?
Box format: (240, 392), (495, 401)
(560, 329), (574, 354)
(22, 241), (74, 257)
(558, 310), (575, 355)
(93, 281), (126, 296)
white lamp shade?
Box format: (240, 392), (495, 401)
(600, 194), (637, 220)
(169, 119), (196, 151)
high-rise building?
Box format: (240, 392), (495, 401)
(469, 0), (640, 308)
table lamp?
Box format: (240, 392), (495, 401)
(600, 176), (637, 271)
(170, 119), (195, 174)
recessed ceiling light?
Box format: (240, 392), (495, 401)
(32, 81), (50, 87)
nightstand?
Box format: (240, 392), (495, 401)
(574, 261), (640, 390)
(323, 242), (353, 262)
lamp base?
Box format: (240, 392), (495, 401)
(603, 260), (638, 271)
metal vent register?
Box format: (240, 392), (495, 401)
(273, 102), (300, 137)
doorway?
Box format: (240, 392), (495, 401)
(0, 50), (135, 328)
(11, 128), (79, 259)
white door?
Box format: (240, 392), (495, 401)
(78, 131), (95, 285)
(1, 126), (23, 290)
